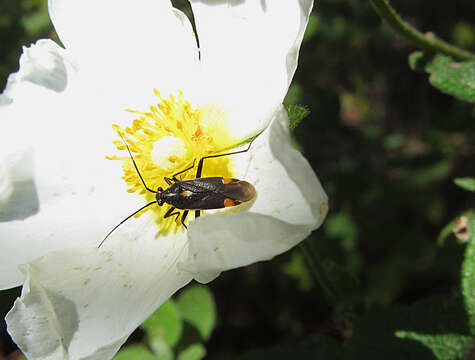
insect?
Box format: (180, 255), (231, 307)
(98, 134), (256, 248)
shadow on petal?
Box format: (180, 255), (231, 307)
(269, 107), (328, 227)
(183, 212), (312, 278)
(0, 148), (39, 222)
(6, 269), (79, 359)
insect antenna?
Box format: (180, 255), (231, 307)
(98, 201), (157, 248)
(118, 132), (156, 194)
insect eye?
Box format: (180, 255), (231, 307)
(155, 188), (165, 206)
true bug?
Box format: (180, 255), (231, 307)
(98, 134), (256, 247)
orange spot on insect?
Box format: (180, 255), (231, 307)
(222, 177), (233, 184)
(224, 198), (235, 207)
(180, 190), (193, 197)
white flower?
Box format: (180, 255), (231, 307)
(0, 1), (328, 359)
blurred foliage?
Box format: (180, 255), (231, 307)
(461, 214), (475, 334)
(452, 22), (475, 49)
(1, 0), (475, 359)
(117, 285), (215, 360)
(454, 178), (475, 192)
(239, 335), (343, 360)
(346, 295), (472, 360)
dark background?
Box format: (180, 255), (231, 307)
(1, 0), (474, 358)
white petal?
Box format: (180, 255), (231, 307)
(183, 213), (312, 282)
(182, 107), (328, 280)
(249, 106), (328, 227)
(0, 184), (133, 290)
(0, 145), (34, 212)
(6, 231), (192, 360)
(0, 161), (14, 205)
(1, 39), (75, 105)
(0, 97), (145, 289)
(48, 0), (199, 94)
(190, 0), (313, 137)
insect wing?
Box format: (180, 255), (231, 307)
(177, 177), (255, 210)
(181, 177), (255, 201)
(178, 177), (225, 193)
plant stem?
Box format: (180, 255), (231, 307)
(299, 241), (340, 304)
(370, 0), (475, 61)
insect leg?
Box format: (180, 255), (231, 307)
(164, 206), (184, 227)
(196, 141), (253, 178)
(181, 210), (189, 228)
(172, 160), (196, 182)
(118, 133), (156, 193)
(164, 206), (177, 218)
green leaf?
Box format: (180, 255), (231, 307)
(177, 343), (206, 360)
(409, 51), (475, 102)
(461, 213), (475, 334)
(427, 56), (475, 102)
(409, 51), (433, 72)
(395, 332), (473, 360)
(114, 346), (159, 360)
(284, 103), (310, 130)
(142, 300), (183, 348)
(176, 285), (216, 341)
(454, 178), (475, 192)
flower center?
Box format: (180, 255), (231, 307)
(108, 90), (237, 234)
(151, 136), (188, 172)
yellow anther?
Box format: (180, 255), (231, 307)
(109, 91), (236, 234)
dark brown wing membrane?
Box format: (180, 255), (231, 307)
(173, 177), (256, 210)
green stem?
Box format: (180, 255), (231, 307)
(370, 0), (475, 61)
(299, 241), (340, 304)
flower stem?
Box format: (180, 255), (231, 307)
(370, 0), (475, 61)
(299, 240), (340, 304)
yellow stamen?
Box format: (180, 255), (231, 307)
(108, 90), (237, 234)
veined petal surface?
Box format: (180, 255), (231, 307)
(6, 227), (191, 360)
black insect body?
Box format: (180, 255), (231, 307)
(159, 177), (256, 211)
(99, 134), (256, 248)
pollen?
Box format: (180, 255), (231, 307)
(108, 90), (238, 234)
